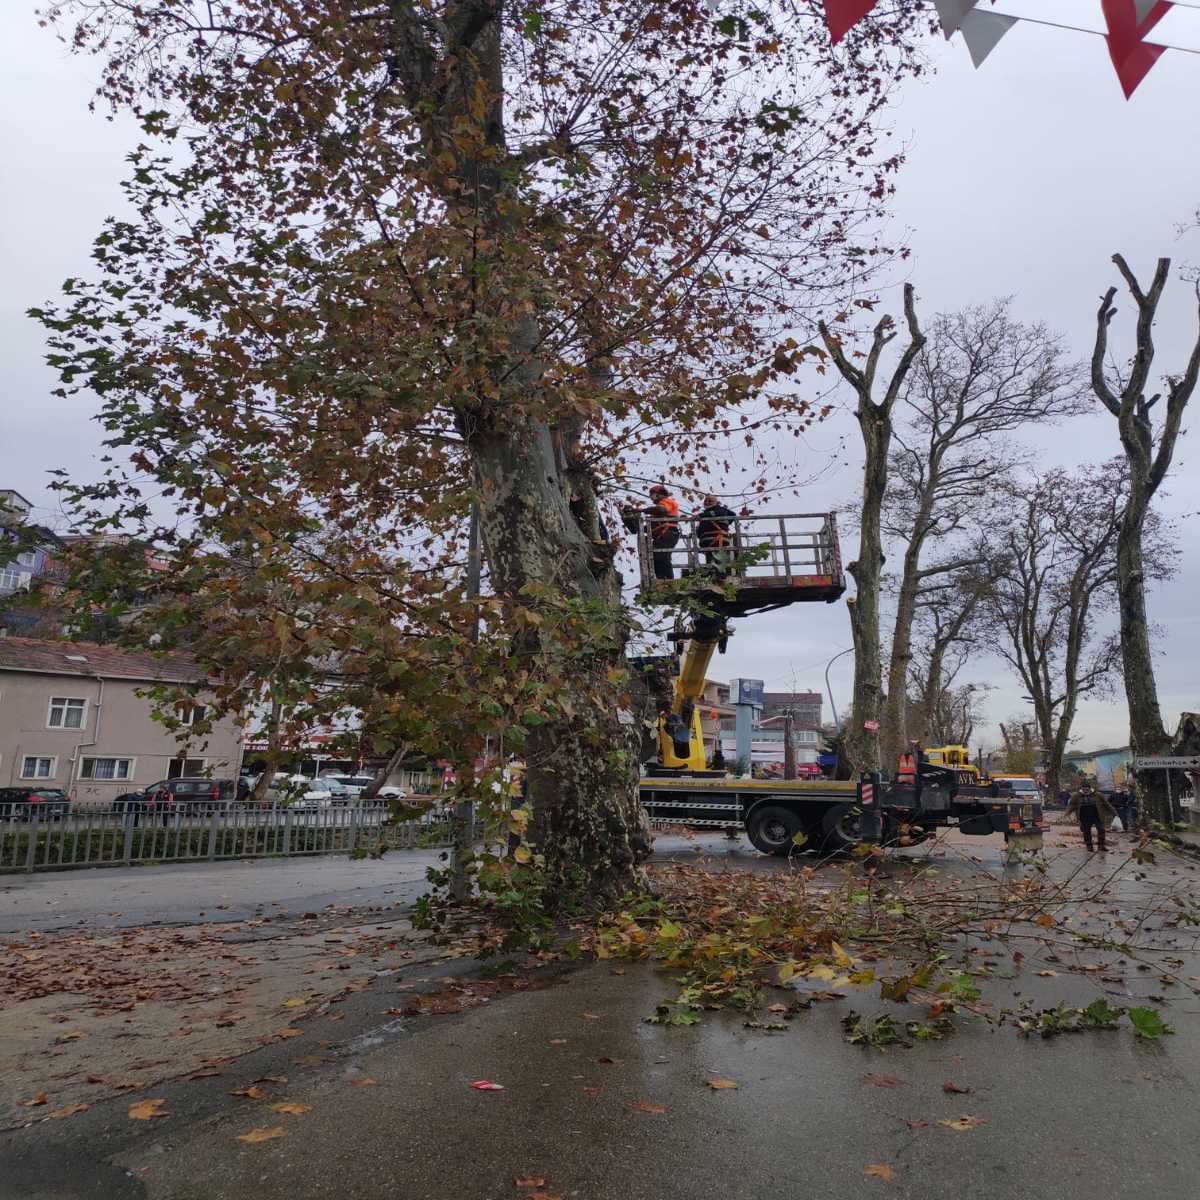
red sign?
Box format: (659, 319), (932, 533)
(863, 719), (880, 732)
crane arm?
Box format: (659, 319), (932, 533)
(658, 612), (725, 771)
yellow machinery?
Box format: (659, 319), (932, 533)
(635, 511), (846, 776)
(924, 744), (982, 782)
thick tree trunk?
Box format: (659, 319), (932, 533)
(362, 743), (408, 801)
(882, 530), (926, 766)
(845, 417), (889, 776)
(471, 420), (650, 905)
(1116, 485), (1174, 823)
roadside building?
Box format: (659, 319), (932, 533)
(0, 636), (243, 808)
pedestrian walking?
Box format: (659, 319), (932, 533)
(1065, 783), (1115, 851)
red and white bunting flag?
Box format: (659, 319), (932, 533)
(1102, 0), (1172, 96)
(959, 9), (1018, 66)
(822, 0), (880, 45)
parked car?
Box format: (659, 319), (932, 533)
(319, 773), (376, 800)
(0, 786), (72, 820)
(111, 777), (236, 816)
(292, 780), (345, 810)
(377, 786), (409, 801)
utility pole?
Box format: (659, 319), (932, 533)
(450, 501), (481, 903)
(783, 709), (797, 781)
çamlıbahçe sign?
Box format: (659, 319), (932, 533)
(1130, 756), (1200, 770)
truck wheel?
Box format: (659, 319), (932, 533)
(820, 803), (864, 854)
(747, 806), (803, 856)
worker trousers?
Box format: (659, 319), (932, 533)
(1079, 809), (1106, 851)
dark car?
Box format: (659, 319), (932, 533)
(112, 777), (236, 816)
(0, 787), (72, 820)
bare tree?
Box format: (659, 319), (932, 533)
(820, 285), (925, 775)
(880, 301), (1089, 767)
(986, 463), (1133, 802)
(907, 552), (1002, 748)
(1091, 256), (1200, 824)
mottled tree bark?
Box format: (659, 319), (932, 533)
(820, 285), (925, 777)
(1091, 256), (1200, 826)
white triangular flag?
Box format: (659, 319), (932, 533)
(934, 0), (979, 39)
(1134, 0), (1160, 22)
(959, 9), (1017, 67)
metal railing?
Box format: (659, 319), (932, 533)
(636, 511), (844, 588)
(0, 800), (457, 873)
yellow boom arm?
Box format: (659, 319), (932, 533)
(656, 630), (720, 772)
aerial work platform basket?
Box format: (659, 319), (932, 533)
(636, 510), (846, 615)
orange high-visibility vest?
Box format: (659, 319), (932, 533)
(897, 753), (916, 784)
(654, 494), (680, 537)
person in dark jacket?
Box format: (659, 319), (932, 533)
(1065, 783), (1116, 851)
(696, 494), (739, 567)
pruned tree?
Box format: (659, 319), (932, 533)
(1091, 255), (1200, 824)
(879, 300), (1089, 767)
(985, 462), (1157, 802)
(819, 284), (925, 775)
(35, 2), (928, 903)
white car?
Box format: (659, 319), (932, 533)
(320, 773), (375, 799)
(377, 786), (409, 801)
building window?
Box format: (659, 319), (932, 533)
(47, 697), (87, 729)
(168, 757), (206, 779)
(21, 756), (56, 780)
(79, 756), (134, 781)
(0, 567), (23, 592)
(178, 704), (207, 726)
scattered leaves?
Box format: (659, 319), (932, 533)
(938, 1115), (986, 1131)
(128, 1098), (168, 1121)
(231, 1086), (270, 1100)
(270, 1103), (312, 1115)
(237, 1126), (286, 1143)
(942, 1082), (973, 1095)
(17, 1093), (49, 1108)
(630, 1099), (666, 1114)
(705, 1078), (738, 1090)
(864, 1164), (896, 1181)
(47, 1103), (89, 1120)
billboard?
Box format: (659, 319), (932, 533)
(731, 678), (764, 707)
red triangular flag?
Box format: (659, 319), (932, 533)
(823, 0), (880, 46)
(1106, 36), (1168, 98)
(1101, 0), (1170, 63)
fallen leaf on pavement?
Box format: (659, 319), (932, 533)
(270, 1103), (312, 1115)
(276, 1028), (304, 1039)
(349, 1078), (379, 1087)
(47, 1103), (89, 1120)
(864, 1164), (896, 1181)
(231, 1087), (270, 1100)
(942, 1083), (973, 1095)
(282, 999), (307, 1008)
(1035, 971), (1057, 977)
(767, 1003), (789, 1014)
(471, 1080), (505, 1091)
(128, 1098), (168, 1121)
(939, 1115), (986, 1131)
(579, 1012), (603, 1020)
(630, 1099), (666, 1114)
(187, 1070), (222, 1080)
(706, 1079), (738, 1090)
(237, 1126), (286, 1143)
(55, 1031), (86, 1043)
(514, 1177), (546, 1188)
(253, 1076), (288, 1085)
(17, 1093), (49, 1108)
(863, 1074), (901, 1088)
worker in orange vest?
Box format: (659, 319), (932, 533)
(623, 484), (681, 579)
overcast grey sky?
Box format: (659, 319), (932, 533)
(2, 4), (1197, 754)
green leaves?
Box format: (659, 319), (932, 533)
(1127, 1007), (1173, 1040)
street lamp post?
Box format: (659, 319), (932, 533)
(824, 647), (853, 728)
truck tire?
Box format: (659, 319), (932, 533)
(747, 805), (804, 856)
(820, 803), (864, 854)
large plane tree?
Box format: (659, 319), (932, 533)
(35, 1), (925, 902)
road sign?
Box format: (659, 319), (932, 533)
(732, 678), (764, 707)
(1130, 756), (1200, 770)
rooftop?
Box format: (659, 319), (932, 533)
(0, 636), (201, 684)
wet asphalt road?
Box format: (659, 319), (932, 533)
(2, 831), (1198, 1199)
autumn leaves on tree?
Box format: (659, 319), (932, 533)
(36, 1), (928, 899)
